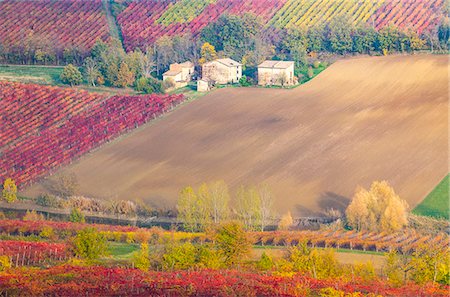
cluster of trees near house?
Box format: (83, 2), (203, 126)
(4, 12), (449, 92)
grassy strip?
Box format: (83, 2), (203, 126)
(108, 242), (140, 259)
(0, 65), (63, 85)
(413, 174), (449, 220)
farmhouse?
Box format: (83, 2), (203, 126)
(163, 61), (195, 85)
(202, 58), (242, 84)
(258, 60), (295, 86)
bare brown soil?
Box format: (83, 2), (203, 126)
(24, 55), (448, 216)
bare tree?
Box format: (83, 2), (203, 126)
(209, 180), (230, 224)
(258, 184), (274, 231)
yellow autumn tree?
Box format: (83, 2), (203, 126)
(115, 62), (135, 88)
(2, 178), (17, 203)
(346, 181), (408, 232)
(278, 211), (293, 230)
(199, 42), (217, 65)
(345, 187), (371, 231)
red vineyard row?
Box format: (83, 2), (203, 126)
(0, 81), (185, 187)
(0, 219), (141, 235)
(373, 0), (444, 34)
(0, 81), (107, 148)
(0, 240), (70, 267)
(0, 266), (447, 296)
(0, 0), (109, 52)
(0, 219), (446, 254)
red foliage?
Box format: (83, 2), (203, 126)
(0, 240), (70, 265)
(0, 0), (109, 52)
(0, 81), (185, 187)
(374, 0), (444, 34)
(0, 219), (142, 236)
(0, 266), (448, 296)
(117, 0), (287, 51)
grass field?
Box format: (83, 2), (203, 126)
(23, 55), (448, 216)
(0, 65), (63, 84)
(413, 174), (449, 220)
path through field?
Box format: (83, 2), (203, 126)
(24, 55), (448, 215)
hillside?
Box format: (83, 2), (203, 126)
(23, 55), (448, 215)
(0, 82), (185, 187)
(117, 0), (445, 50)
(0, 0), (445, 55)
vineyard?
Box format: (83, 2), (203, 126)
(0, 240), (70, 267)
(0, 0), (445, 53)
(0, 81), (185, 187)
(0, 219), (447, 254)
(117, 0), (446, 50)
(0, 0), (109, 53)
(1, 266), (447, 296)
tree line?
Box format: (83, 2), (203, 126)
(1, 12), (448, 92)
(177, 181), (276, 232)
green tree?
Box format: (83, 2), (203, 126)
(352, 26), (377, 54)
(307, 25), (325, 53)
(215, 222), (251, 266)
(326, 16), (353, 54)
(2, 178), (17, 203)
(162, 241), (197, 270)
(60, 64), (83, 86)
(72, 227), (108, 260)
(69, 208), (85, 223)
(283, 27), (308, 68)
(378, 25), (400, 54)
(200, 13), (262, 61)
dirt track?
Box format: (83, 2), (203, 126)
(24, 55), (448, 216)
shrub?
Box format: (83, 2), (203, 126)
(197, 243), (222, 269)
(215, 222), (251, 266)
(313, 61), (321, 69)
(162, 77), (176, 91)
(307, 67), (314, 79)
(60, 64), (83, 86)
(36, 194), (64, 208)
(72, 227), (108, 260)
(23, 210), (44, 221)
(0, 255), (10, 271)
(256, 252), (274, 271)
(135, 77), (163, 94)
(133, 242), (151, 271)
(239, 75), (252, 87)
(162, 241), (197, 270)
(69, 208), (85, 223)
(39, 226), (55, 239)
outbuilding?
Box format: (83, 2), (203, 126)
(258, 60), (295, 86)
